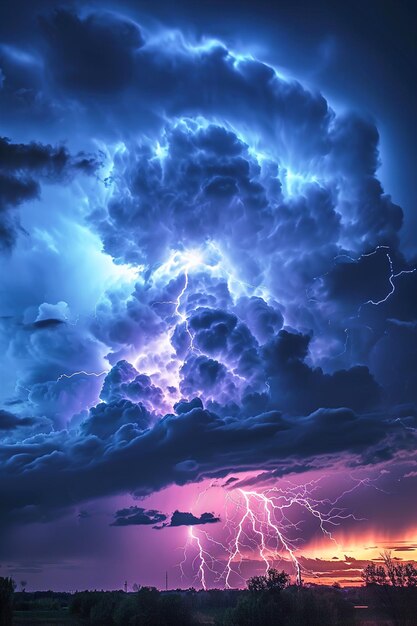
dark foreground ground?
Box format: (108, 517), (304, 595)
(8, 585), (417, 626)
(10, 609), (389, 626)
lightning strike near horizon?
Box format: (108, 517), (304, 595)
(189, 526), (208, 590)
(181, 525), (227, 590)
(181, 476), (377, 589)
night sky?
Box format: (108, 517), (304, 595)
(0, 0), (416, 591)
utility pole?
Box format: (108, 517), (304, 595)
(165, 570), (168, 591)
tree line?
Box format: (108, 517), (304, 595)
(1, 553), (417, 625)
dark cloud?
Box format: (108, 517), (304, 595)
(0, 395), (415, 525)
(180, 355), (230, 398)
(0, 136), (97, 175)
(111, 506), (166, 527)
(370, 322), (417, 404)
(261, 330), (381, 414)
(40, 9), (144, 94)
(165, 510), (220, 527)
(0, 409), (35, 430)
(0, 137), (100, 250)
(0, 172), (38, 250)
(28, 318), (66, 330)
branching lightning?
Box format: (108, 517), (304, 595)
(151, 249), (206, 354)
(181, 526), (229, 590)
(333, 245), (416, 311)
(308, 245), (416, 361)
(143, 244), (272, 402)
(180, 475), (378, 589)
(359, 247), (416, 309)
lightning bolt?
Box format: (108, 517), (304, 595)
(181, 475), (377, 589)
(173, 270), (196, 351)
(309, 245), (416, 313)
(359, 248), (416, 309)
(307, 245), (416, 361)
(187, 526), (229, 590)
(333, 245), (416, 311)
(151, 250), (205, 354)
(56, 370), (107, 382)
(189, 526), (208, 590)
(224, 488), (302, 588)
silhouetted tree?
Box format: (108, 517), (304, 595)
(247, 568), (290, 592)
(362, 561), (388, 586)
(0, 577), (15, 626)
(362, 551), (417, 625)
(363, 550), (417, 588)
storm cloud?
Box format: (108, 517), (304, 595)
(0, 4), (416, 547)
(0, 398), (415, 525)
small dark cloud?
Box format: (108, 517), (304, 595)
(0, 409), (35, 431)
(169, 510), (220, 527)
(393, 547), (416, 552)
(28, 318), (66, 330)
(222, 477), (238, 487)
(0, 136), (97, 175)
(111, 506), (167, 527)
(2, 399), (24, 407)
(155, 510), (220, 529)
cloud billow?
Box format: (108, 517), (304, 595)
(0, 6), (416, 531)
